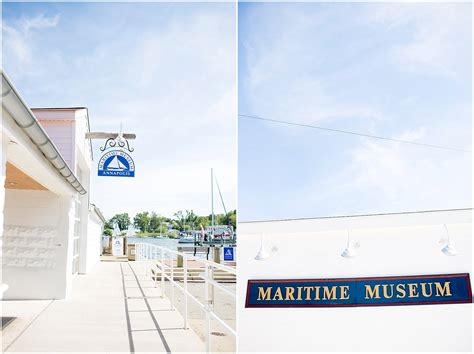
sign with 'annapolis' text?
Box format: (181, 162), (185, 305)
(245, 273), (472, 308)
(98, 150), (135, 177)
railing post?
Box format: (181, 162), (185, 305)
(142, 244), (146, 274)
(144, 243), (148, 275)
(170, 251), (175, 310)
(161, 248), (165, 298)
(152, 245), (157, 286)
(183, 254), (188, 329)
(205, 265), (211, 353)
(211, 267), (215, 306)
(147, 243), (151, 276)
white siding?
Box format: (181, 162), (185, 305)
(35, 120), (75, 169)
(84, 211), (103, 273)
(2, 189), (75, 300)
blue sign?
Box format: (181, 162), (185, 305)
(224, 247), (235, 261)
(98, 150), (135, 177)
(246, 273), (472, 308)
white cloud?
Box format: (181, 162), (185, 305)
(2, 14), (60, 66)
(19, 13), (60, 34)
(241, 4), (385, 128)
(305, 122), (471, 216)
(368, 2), (471, 78)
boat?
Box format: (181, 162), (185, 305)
(107, 156), (127, 170)
(178, 236), (195, 244)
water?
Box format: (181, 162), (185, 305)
(128, 236), (209, 260)
(127, 236), (180, 249)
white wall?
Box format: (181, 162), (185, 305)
(1, 134), (8, 290)
(84, 211), (102, 273)
(238, 209), (472, 352)
(2, 189), (74, 300)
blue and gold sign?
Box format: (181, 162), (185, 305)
(245, 273), (472, 308)
(98, 150), (135, 177)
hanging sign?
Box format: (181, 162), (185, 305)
(245, 273), (472, 308)
(96, 131), (136, 178)
(98, 150), (135, 177)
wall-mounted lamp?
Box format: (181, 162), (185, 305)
(255, 234), (277, 261)
(441, 224), (457, 256)
(341, 229), (360, 258)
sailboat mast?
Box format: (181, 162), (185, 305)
(211, 168), (215, 230)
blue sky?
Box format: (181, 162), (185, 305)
(238, 2), (472, 221)
(2, 2), (236, 219)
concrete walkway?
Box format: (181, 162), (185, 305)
(2, 261), (205, 352)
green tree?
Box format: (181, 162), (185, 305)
(196, 216), (210, 228)
(172, 210), (186, 231)
(217, 210), (236, 229)
(158, 223), (168, 235)
(134, 212), (151, 233)
(185, 210), (198, 229)
(149, 212), (160, 233)
(103, 219), (114, 236)
(110, 213), (131, 231)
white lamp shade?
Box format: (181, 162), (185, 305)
(255, 244), (270, 260)
(441, 241), (457, 256)
(341, 245), (357, 258)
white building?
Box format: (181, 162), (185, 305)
(1, 71), (105, 300)
(238, 208), (472, 351)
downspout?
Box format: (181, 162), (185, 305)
(1, 71), (87, 195)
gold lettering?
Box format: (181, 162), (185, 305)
(435, 282), (452, 297)
(273, 287), (283, 301)
(314, 286), (321, 300)
(304, 286), (313, 300)
(296, 287), (303, 301)
(420, 283), (433, 297)
(365, 284), (381, 299)
(382, 284), (394, 299)
(323, 286), (337, 300)
(396, 284), (406, 298)
(340, 286), (350, 300)
(285, 287), (295, 300)
(408, 283), (419, 298)
(257, 287), (272, 301)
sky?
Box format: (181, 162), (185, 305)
(238, 2), (472, 221)
(2, 2), (236, 219)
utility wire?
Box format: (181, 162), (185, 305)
(239, 113), (471, 153)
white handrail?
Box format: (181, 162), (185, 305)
(134, 242), (236, 353)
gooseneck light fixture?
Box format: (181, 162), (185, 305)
(341, 229), (359, 258)
(441, 224), (457, 256)
(255, 234), (270, 260)
(255, 234), (277, 261)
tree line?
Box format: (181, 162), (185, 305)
(103, 209), (236, 236)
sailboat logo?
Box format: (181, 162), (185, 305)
(223, 247), (234, 261)
(98, 150), (135, 177)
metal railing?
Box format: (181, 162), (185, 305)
(134, 243), (236, 352)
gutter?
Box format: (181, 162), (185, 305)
(90, 203), (106, 223)
(1, 70), (86, 195)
